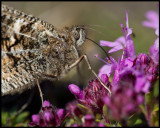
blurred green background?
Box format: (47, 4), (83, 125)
(1, 2), (158, 126)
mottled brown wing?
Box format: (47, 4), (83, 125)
(1, 5), (58, 95)
(1, 5), (84, 96)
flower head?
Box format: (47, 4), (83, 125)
(82, 78), (110, 113)
(103, 78), (144, 121)
(65, 101), (82, 117)
(68, 76), (111, 113)
(71, 114), (106, 127)
(100, 11), (136, 59)
(150, 36), (159, 65)
(135, 54), (159, 84)
(142, 10), (159, 64)
(28, 100), (67, 127)
(142, 10), (159, 30)
(68, 84), (84, 100)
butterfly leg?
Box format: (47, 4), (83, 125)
(67, 54), (111, 95)
(34, 72), (58, 106)
(34, 73), (45, 106)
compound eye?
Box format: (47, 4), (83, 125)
(73, 31), (80, 40)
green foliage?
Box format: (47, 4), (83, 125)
(154, 80), (159, 97)
(142, 80), (159, 127)
(1, 109), (30, 127)
(134, 118), (143, 125)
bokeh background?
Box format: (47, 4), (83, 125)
(1, 1), (158, 125)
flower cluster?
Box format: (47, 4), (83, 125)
(65, 101), (83, 117)
(98, 11), (159, 94)
(103, 75), (144, 120)
(28, 101), (67, 127)
(97, 10), (159, 122)
(68, 10), (159, 126)
(70, 114), (105, 127)
(68, 74), (111, 114)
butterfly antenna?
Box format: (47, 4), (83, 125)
(86, 37), (110, 60)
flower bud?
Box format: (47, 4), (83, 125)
(32, 114), (40, 124)
(43, 100), (51, 108)
(68, 84), (84, 100)
(43, 111), (54, 123)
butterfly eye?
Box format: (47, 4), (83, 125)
(73, 31), (80, 40)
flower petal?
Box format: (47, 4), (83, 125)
(126, 39), (136, 59)
(98, 64), (112, 78)
(43, 100), (51, 108)
(142, 10), (159, 29)
(100, 40), (118, 47)
(68, 84), (84, 100)
(108, 45), (123, 53)
(126, 28), (132, 37)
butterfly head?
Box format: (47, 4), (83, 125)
(70, 26), (86, 47)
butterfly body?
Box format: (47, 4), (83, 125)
(1, 5), (86, 95)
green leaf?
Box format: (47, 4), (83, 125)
(15, 111), (29, 123)
(145, 92), (154, 105)
(77, 103), (88, 110)
(102, 105), (108, 117)
(134, 118), (142, 125)
(95, 113), (101, 120)
(105, 123), (113, 127)
(1, 110), (9, 125)
(151, 110), (159, 126)
(127, 113), (139, 126)
(139, 104), (145, 115)
(153, 104), (159, 112)
(116, 122), (122, 127)
(153, 80), (159, 97)
(151, 104), (159, 127)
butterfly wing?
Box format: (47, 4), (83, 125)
(1, 5), (58, 95)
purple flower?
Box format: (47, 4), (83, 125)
(68, 84), (84, 100)
(95, 55), (117, 79)
(118, 67), (151, 93)
(71, 124), (80, 127)
(68, 77), (111, 113)
(98, 11), (159, 93)
(70, 113), (106, 127)
(65, 101), (82, 117)
(55, 108), (66, 126)
(134, 54), (159, 84)
(83, 78), (111, 113)
(43, 111), (54, 123)
(43, 100), (51, 108)
(28, 100), (67, 127)
(97, 56), (134, 86)
(150, 37), (159, 64)
(100, 11), (136, 59)
(142, 10), (159, 30)
(112, 57), (134, 84)
(84, 114), (95, 127)
(101, 74), (109, 84)
(142, 10), (159, 65)
(56, 109), (65, 119)
(100, 36), (125, 53)
(98, 123), (105, 127)
(97, 50), (157, 94)
(136, 53), (150, 66)
(103, 81), (144, 121)
(134, 73), (150, 93)
(30, 114), (40, 126)
(97, 53), (156, 95)
(98, 64), (112, 78)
